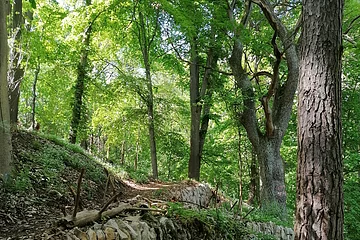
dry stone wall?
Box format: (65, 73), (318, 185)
(54, 215), (294, 240)
(47, 183), (293, 240)
(245, 221), (294, 240)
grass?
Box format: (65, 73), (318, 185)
(4, 131), (107, 193)
(167, 202), (277, 240)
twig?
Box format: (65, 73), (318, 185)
(99, 192), (122, 215)
(230, 200), (238, 211)
(344, 15), (360, 35)
(242, 207), (255, 220)
(125, 207), (166, 213)
(68, 184), (83, 211)
(72, 168), (85, 218)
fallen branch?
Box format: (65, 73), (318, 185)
(58, 203), (166, 228)
(68, 184), (83, 211)
(73, 168), (85, 218)
(99, 192), (122, 215)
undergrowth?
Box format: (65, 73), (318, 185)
(4, 131), (106, 193)
(167, 202), (276, 240)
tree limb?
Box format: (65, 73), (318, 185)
(73, 168), (85, 218)
(344, 15), (360, 35)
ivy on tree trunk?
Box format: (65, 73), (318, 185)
(69, 0), (92, 144)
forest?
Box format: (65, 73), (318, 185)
(0, 0), (359, 239)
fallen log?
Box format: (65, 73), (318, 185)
(58, 202), (130, 228)
(57, 202), (166, 228)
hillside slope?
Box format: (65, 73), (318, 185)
(0, 131), (220, 239)
(0, 131), (291, 240)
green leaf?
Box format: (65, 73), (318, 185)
(28, 0), (36, 9)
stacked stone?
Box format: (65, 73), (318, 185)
(245, 221), (294, 240)
(63, 216), (191, 240)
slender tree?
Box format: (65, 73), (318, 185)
(69, 0), (93, 144)
(31, 62), (40, 130)
(8, 0), (24, 124)
(0, 0), (13, 178)
(135, 3), (159, 179)
(294, 0), (344, 239)
(188, 38), (218, 180)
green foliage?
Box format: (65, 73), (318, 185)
(167, 203), (251, 240)
(5, 131), (106, 194)
(126, 167), (150, 184)
(244, 204), (293, 229)
(4, 168), (32, 192)
(344, 180), (360, 240)
(36, 132), (88, 156)
(167, 202), (278, 240)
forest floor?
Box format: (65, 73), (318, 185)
(0, 131), (203, 239)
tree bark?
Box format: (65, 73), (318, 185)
(237, 126), (243, 215)
(228, 0), (299, 209)
(120, 140), (125, 165)
(188, 39), (201, 180)
(69, 0), (92, 144)
(138, 10), (158, 179)
(294, 0), (344, 239)
(8, 0), (24, 125)
(256, 135), (286, 208)
(247, 146), (259, 205)
(0, 0), (12, 178)
(188, 41), (218, 181)
(31, 63), (40, 130)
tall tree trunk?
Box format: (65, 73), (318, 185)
(247, 146), (259, 205)
(8, 0), (23, 125)
(69, 0), (92, 144)
(188, 39), (201, 180)
(135, 138), (139, 171)
(256, 136), (286, 208)
(237, 126), (243, 215)
(120, 140), (125, 165)
(294, 0), (344, 239)
(135, 125), (140, 171)
(31, 63), (40, 130)
(0, 0), (12, 178)
(228, 0), (299, 209)
(188, 41), (218, 180)
(138, 10), (158, 179)
(199, 91), (212, 159)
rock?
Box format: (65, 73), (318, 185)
(66, 233), (74, 240)
(86, 229), (97, 240)
(139, 221), (156, 240)
(93, 223), (102, 230)
(160, 217), (176, 235)
(286, 227), (294, 240)
(105, 219), (121, 233)
(280, 227), (287, 240)
(118, 229), (130, 240)
(130, 221), (141, 240)
(116, 219), (138, 239)
(104, 227), (116, 240)
(74, 227), (88, 240)
(96, 230), (105, 240)
(274, 225), (282, 237)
